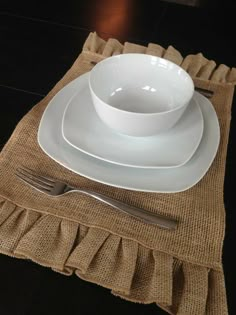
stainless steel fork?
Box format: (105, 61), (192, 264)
(15, 167), (178, 230)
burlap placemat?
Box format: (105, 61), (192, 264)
(0, 32), (235, 314)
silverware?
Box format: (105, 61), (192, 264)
(90, 61), (214, 98)
(194, 87), (214, 98)
(15, 167), (178, 230)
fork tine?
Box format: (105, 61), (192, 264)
(17, 167), (55, 186)
(16, 169), (52, 192)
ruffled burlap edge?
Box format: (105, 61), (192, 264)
(0, 197), (228, 314)
(0, 32), (234, 314)
(83, 32), (236, 85)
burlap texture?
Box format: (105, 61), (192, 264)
(0, 32), (235, 314)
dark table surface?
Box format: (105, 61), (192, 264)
(0, 1), (235, 314)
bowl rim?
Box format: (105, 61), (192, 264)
(89, 53), (194, 116)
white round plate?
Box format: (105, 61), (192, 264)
(62, 73), (204, 169)
(38, 75), (220, 193)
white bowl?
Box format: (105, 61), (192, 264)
(89, 54), (194, 137)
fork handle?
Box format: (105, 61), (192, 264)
(67, 187), (177, 230)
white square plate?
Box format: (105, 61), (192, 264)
(62, 73), (204, 169)
(38, 74), (220, 193)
